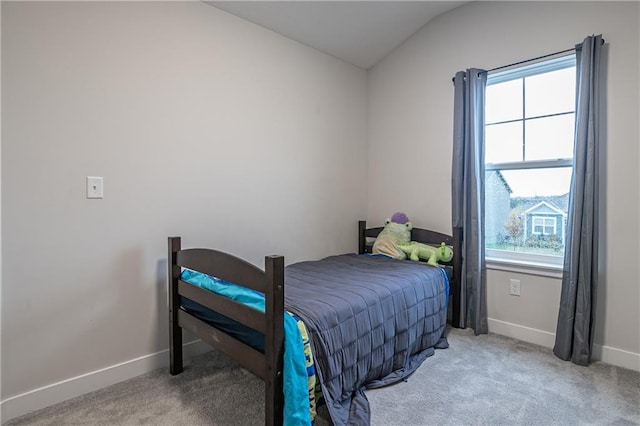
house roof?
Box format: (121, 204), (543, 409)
(512, 193), (570, 213)
(487, 170), (512, 193)
(524, 200), (568, 217)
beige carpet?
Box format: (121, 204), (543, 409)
(6, 328), (640, 425)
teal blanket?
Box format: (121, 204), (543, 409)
(181, 269), (311, 426)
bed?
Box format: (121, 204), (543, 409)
(168, 221), (462, 425)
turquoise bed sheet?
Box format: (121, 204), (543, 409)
(180, 269), (311, 426)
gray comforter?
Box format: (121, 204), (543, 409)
(284, 254), (449, 425)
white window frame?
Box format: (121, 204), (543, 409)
(532, 216), (557, 236)
(485, 54), (576, 273)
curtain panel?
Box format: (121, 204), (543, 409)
(554, 35), (604, 366)
(452, 69), (489, 335)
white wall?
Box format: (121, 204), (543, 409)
(368, 1), (639, 370)
(1, 0), (367, 416)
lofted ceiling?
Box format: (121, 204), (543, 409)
(206, 1), (467, 69)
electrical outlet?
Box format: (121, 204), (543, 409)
(509, 279), (521, 296)
(87, 176), (104, 199)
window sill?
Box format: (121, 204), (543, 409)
(486, 257), (563, 279)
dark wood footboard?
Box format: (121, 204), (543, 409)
(358, 220), (463, 328)
(168, 237), (285, 426)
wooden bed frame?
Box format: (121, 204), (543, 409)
(168, 221), (462, 426)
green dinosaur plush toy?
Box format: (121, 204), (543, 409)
(397, 241), (453, 266)
(372, 212), (412, 260)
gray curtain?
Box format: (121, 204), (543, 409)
(554, 35), (603, 365)
(452, 69), (488, 335)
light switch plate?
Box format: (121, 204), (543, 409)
(509, 278), (521, 296)
(87, 176), (104, 199)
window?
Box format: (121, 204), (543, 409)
(532, 216), (556, 235)
(484, 55), (576, 268)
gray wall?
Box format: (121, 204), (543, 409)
(2, 0), (639, 419)
(0, 1), (3, 416)
(1, 1), (367, 400)
(368, 1), (639, 367)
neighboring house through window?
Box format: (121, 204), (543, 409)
(484, 55), (576, 268)
(527, 200), (568, 240)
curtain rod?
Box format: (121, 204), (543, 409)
(451, 37), (605, 82)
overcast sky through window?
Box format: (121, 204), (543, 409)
(486, 66), (575, 198)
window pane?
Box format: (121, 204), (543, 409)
(525, 67), (575, 117)
(525, 114), (575, 161)
(485, 168), (570, 256)
(500, 167), (572, 197)
(486, 79), (522, 124)
(485, 122), (522, 164)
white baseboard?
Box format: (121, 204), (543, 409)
(0, 340), (212, 424)
(488, 318), (640, 372)
(592, 343), (640, 372)
(488, 318), (556, 348)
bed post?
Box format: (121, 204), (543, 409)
(358, 220), (366, 254)
(264, 255), (285, 426)
(168, 237), (183, 375)
(451, 227), (463, 328)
